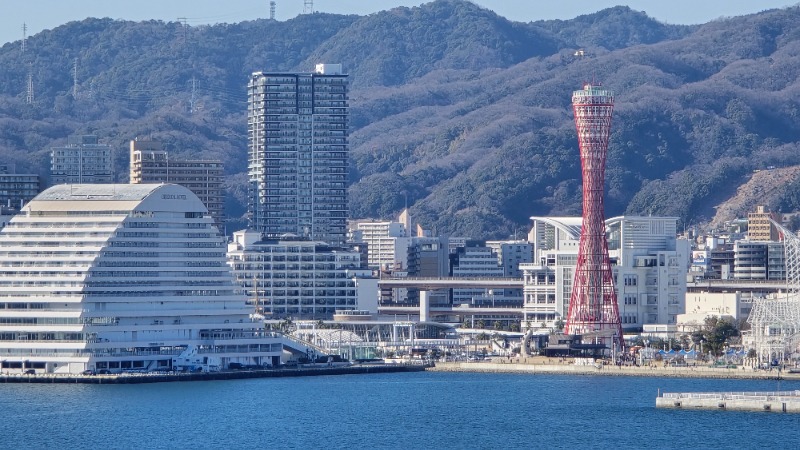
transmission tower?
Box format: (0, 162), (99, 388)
(270, 1), (276, 20)
(21, 23), (27, 53)
(564, 82), (623, 350)
(303, 0), (313, 14)
(26, 63), (34, 104)
(177, 17), (188, 43)
(73, 58), (79, 98)
(189, 77), (197, 114)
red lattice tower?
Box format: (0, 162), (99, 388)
(564, 83), (623, 349)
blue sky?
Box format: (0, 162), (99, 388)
(1, 0), (796, 46)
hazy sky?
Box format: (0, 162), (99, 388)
(1, 0), (796, 47)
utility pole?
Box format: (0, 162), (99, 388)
(269, 1), (276, 20)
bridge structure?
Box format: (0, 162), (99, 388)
(377, 277), (524, 322)
(748, 220), (800, 363)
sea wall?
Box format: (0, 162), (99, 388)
(0, 363), (426, 384)
(427, 361), (799, 380)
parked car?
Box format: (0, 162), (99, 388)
(81, 370), (96, 376)
(24, 369), (35, 375)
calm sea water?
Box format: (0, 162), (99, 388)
(1, 372), (796, 449)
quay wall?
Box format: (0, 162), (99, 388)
(427, 361), (800, 380)
(0, 363), (426, 384)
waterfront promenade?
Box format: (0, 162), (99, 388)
(428, 357), (800, 380)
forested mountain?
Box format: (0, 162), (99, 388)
(0, 0), (798, 238)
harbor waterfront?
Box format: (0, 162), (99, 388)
(1, 371), (797, 449)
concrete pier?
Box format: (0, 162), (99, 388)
(657, 390), (800, 413)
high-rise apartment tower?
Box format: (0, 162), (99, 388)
(564, 84), (624, 348)
(247, 64), (348, 245)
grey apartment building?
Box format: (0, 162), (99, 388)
(50, 135), (113, 184)
(247, 64), (348, 245)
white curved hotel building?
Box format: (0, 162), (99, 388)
(0, 184), (284, 374)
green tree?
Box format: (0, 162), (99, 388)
(694, 317), (739, 356)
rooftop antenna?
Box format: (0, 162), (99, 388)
(269, 1), (276, 20)
(303, 0), (313, 14)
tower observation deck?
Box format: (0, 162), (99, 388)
(564, 83), (624, 349)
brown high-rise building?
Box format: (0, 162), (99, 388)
(129, 139), (224, 230)
(748, 205), (780, 241)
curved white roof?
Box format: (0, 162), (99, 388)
(34, 184), (163, 201)
(530, 216), (583, 240)
(25, 183), (208, 214)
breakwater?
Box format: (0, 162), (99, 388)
(428, 360), (799, 380)
(0, 363), (426, 384)
(656, 390), (800, 412)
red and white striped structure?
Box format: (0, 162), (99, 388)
(564, 83), (624, 348)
